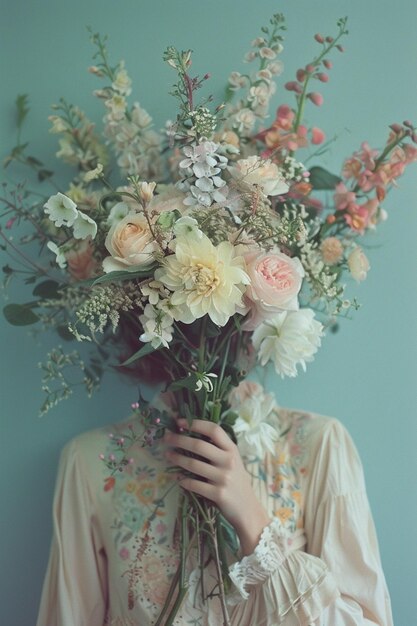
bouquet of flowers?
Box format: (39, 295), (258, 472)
(2, 12), (416, 625)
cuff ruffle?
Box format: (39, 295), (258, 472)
(228, 519), (339, 625)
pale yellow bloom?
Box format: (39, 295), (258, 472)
(155, 231), (249, 326)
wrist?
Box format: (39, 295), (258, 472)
(234, 505), (272, 556)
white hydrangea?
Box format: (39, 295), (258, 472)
(178, 141), (229, 208)
(252, 309), (324, 377)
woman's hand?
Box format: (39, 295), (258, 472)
(164, 418), (272, 556)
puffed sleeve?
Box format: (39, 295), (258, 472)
(36, 438), (108, 626)
(227, 419), (393, 626)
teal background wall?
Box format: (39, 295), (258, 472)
(1, 1), (416, 624)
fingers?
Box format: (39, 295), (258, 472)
(178, 475), (221, 502)
(176, 418), (233, 452)
(164, 430), (224, 465)
(166, 448), (220, 482)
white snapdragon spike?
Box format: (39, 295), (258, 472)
(155, 231), (249, 327)
(44, 193), (78, 227)
(112, 62), (132, 96)
(107, 202), (130, 226)
(252, 309), (324, 378)
(230, 382), (280, 459)
(83, 163), (103, 183)
(46, 241), (67, 269)
(139, 304), (174, 349)
(72, 211), (98, 240)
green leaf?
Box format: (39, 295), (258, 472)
(38, 169), (54, 182)
(205, 318), (222, 337)
(26, 155), (43, 167)
(33, 280), (61, 299)
(119, 342), (158, 367)
(2, 265), (13, 275)
(168, 373), (198, 393)
(3, 303), (39, 326)
(91, 266), (156, 286)
(156, 210), (181, 230)
(309, 166), (341, 190)
(16, 94), (29, 129)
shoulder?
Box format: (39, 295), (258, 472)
(60, 417), (132, 474)
(278, 407), (366, 496)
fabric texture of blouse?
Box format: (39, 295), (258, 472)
(36, 406), (393, 626)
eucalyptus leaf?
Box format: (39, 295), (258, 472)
(3, 303), (39, 326)
(309, 165), (341, 190)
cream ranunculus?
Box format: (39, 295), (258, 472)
(102, 212), (159, 273)
(348, 246), (370, 282)
(228, 155), (289, 196)
(243, 249), (304, 330)
(252, 309), (323, 377)
(155, 231), (249, 326)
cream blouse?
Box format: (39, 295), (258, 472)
(36, 406), (393, 625)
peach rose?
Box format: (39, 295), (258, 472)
(102, 212), (159, 273)
(65, 239), (98, 281)
(228, 155), (289, 196)
(348, 246), (370, 282)
(243, 249), (304, 329)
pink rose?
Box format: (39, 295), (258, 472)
(243, 249), (304, 329)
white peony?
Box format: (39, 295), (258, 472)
(228, 155), (289, 196)
(155, 231), (249, 327)
(252, 309), (324, 377)
(44, 193), (78, 227)
(229, 380), (280, 459)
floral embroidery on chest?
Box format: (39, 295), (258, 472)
(245, 409), (312, 534)
(101, 434), (180, 613)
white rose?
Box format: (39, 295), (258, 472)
(228, 155), (289, 196)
